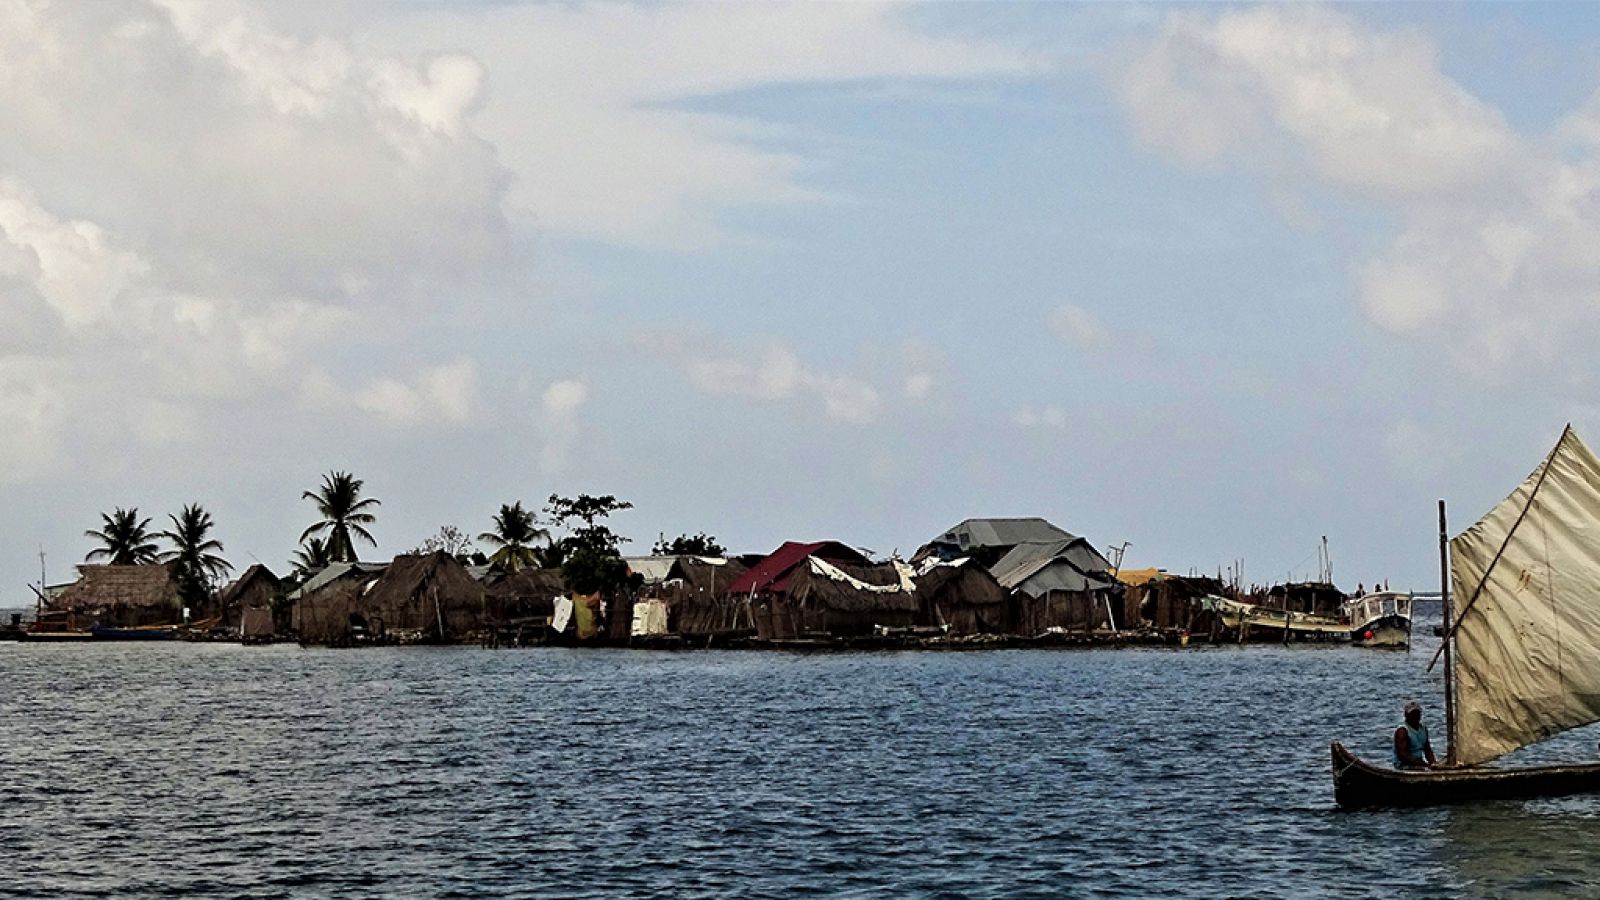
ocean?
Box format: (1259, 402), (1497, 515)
(4, 626), (1599, 897)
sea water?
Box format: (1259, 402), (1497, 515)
(2, 626), (1598, 897)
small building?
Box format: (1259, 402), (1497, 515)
(990, 540), (1121, 634)
(662, 556), (751, 638)
(215, 564), (281, 630)
(1126, 573), (1226, 633)
(484, 567), (566, 632)
(751, 557), (919, 640)
(295, 553), (484, 645)
(51, 564), (184, 628)
(289, 561), (387, 637)
(915, 517), (1079, 567)
(914, 558), (1013, 635)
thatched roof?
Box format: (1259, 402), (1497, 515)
(360, 552), (483, 613)
(784, 559), (919, 613)
(915, 558), (1008, 608)
(217, 564), (280, 609)
(486, 566), (566, 601)
(54, 564), (181, 611)
(664, 557), (749, 598)
(728, 541), (870, 595)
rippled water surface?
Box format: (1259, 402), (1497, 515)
(6, 626), (1600, 898)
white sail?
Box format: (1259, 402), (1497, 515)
(1449, 426), (1600, 766)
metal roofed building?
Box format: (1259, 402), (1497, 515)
(917, 517), (1080, 566)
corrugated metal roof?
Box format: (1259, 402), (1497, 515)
(726, 541), (869, 595)
(990, 539), (1116, 596)
(287, 561), (387, 601)
(932, 518), (1075, 551)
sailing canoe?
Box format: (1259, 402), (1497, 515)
(1332, 742), (1600, 809)
(1333, 426), (1600, 808)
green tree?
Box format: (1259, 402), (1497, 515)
(301, 471), (380, 562)
(291, 537), (333, 579)
(546, 493), (634, 597)
(652, 531), (727, 557)
(478, 502), (550, 572)
(159, 503), (232, 615)
(84, 507), (161, 565)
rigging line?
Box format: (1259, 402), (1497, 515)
(1428, 424), (1570, 673)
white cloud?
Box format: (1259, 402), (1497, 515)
(362, 2), (1035, 250)
(0, 1), (514, 475)
(302, 360), (478, 428)
(1048, 304), (1110, 349)
(1119, 6), (1515, 197)
(1116, 6), (1600, 373)
(637, 332), (882, 424)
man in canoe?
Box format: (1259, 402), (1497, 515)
(1394, 701), (1438, 770)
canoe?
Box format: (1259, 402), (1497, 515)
(1331, 742), (1600, 809)
(88, 624), (178, 641)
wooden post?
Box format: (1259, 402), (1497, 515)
(1439, 499), (1456, 767)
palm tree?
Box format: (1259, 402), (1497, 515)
(160, 504), (233, 615)
(301, 471), (380, 563)
(291, 537), (333, 578)
(85, 507), (161, 565)
(478, 501), (550, 572)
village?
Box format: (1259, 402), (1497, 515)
(6, 476), (1406, 649)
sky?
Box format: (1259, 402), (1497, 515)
(6, 0), (1600, 599)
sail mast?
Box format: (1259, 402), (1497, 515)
(1439, 499), (1456, 767)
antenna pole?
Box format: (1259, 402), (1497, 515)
(1439, 500), (1456, 767)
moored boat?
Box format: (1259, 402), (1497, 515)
(1343, 591), (1412, 648)
(1333, 426), (1600, 809)
(88, 624), (179, 641)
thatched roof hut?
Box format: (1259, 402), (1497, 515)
(485, 566), (566, 625)
(52, 564), (183, 628)
(1129, 574), (1226, 632)
(727, 541), (869, 597)
(914, 558), (1013, 635)
(215, 564), (280, 629)
(295, 552), (485, 645)
(752, 558), (920, 640)
(661, 557), (751, 637)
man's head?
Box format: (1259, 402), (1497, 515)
(1404, 701), (1423, 726)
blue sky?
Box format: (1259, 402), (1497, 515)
(4, 1), (1600, 597)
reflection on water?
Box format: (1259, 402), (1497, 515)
(5, 628), (1600, 897)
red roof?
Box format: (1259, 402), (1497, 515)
(726, 541), (870, 595)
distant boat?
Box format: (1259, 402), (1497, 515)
(1343, 591), (1412, 648)
(1333, 426), (1600, 809)
(87, 624), (178, 641)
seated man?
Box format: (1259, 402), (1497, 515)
(1394, 701), (1437, 770)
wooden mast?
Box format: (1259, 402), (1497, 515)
(1439, 499), (1457, 767)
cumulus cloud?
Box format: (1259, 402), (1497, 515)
(0, 0), (513, 475)
(636, 332), (882, 424)
(362, 1), (1035, 250)
(1115, 5), (1600, 373)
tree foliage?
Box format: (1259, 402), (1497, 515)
(159, 503), (232, 614)
(301, 471), (380, 562)
(413, 524), (486, 565)
(477, 501), (550, 572)
(291, 537), (333, 580)
(85, 507), (162, 565)
(546, 493), (633, 596)
(652, 531), (726, 557)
